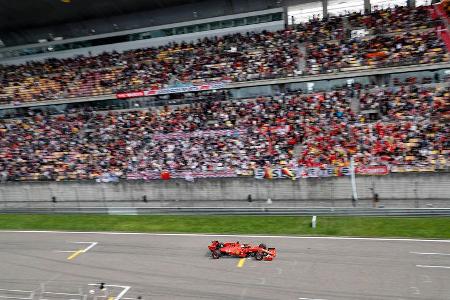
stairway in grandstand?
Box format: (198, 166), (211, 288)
(350, 93), (360, 114)
(297, 43), (307, 74)
(342, 16), (352, 36)
(292, 143), (303, 160)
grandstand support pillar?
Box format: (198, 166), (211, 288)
(283, 5), (289, 27)
(350, 157), (358, 202)
(323, 0), (328, 17)
(279, 83), (287, 95)
(364, 0), (371, 14)
(408, 0), (416, 8)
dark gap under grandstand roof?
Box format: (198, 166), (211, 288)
(0, 0), (204, 31)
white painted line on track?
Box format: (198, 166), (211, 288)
(81, 242), (98, 252)
(88, 284), (130, 300)
(42, 291), (82, 296)
(298, 297), (328, 300)
(0, 290), (32, 293)
(72, 241), (98, 243)
(115, 286), (131, 300)
(409, 286), (421, 295)
(410, 252), (450, 256)
(416, 265), (450, 269)
(1, 230), (450, 243)
(58, 241), (97, 253)
(0, 288), (33, 300)
(55, 241), (97, 260)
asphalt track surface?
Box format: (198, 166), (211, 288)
(0, 231), (450, 300)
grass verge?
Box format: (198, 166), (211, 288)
(0, 215), (449, 239)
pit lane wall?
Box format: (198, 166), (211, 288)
(0, 172), (449, 209)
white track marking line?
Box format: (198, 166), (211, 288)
(56, 242), (97, 254)
(81, 242), (98, 252)
(410, 252), (450, 256)
(72, 241), (98, 244)
(115, 286), (130, 300)
(55, 241), (97, 260)
(416, 265), (450, 269)
(2, 230), (450, 243)
(88, 284), (130, 300)
(41, 291), (82, 296)
(0, 290), (32, 293)
(409, 286), (420, 295)
(298, 297), (328, 300)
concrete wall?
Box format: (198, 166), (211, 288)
(0, 173), (449, 209)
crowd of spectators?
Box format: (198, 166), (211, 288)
(0, 5), (447, 106)
(0, 4), (448, 181)
(348, 6), (439, 33)
(290, 16), (344, 42)
(0, 31), (301, 105)
(305, 30), (448, 74)
(0, 82), (447, 181)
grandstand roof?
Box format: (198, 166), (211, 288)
(0, 0), (202, 31)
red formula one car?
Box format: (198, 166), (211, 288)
(208, 241), (276, 261)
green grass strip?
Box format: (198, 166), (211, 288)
(0, 215), (449, 239)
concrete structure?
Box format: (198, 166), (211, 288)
(0, 173), (449, 209)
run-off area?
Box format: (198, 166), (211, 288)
(0, 232), (449, 300)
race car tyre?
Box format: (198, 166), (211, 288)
(259, 243), (267, 249)
(255, 252), (264, 261)
(212, 250), (221, 259)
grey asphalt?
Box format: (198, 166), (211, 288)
(0, 231), (449, 300)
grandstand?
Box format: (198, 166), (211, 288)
(0, 1), (450, 185)
(0, 0), (448, 202)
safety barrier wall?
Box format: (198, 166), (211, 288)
(0, 173), (449, 209)
(2, 207), (450, 216)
